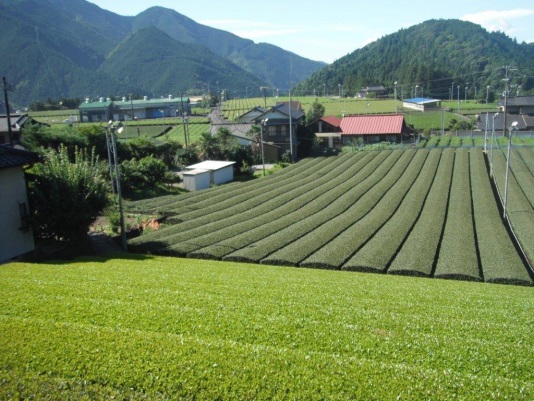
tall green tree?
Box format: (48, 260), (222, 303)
(28, 145), (109, 242)
(306, 99), (325, 123)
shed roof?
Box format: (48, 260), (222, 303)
(187, 161), (235, 171)
(183, 169), (210, 176)
(340, 114), (405, 135)
(0, 145), (40, 169)
(403, 98), (441, 105)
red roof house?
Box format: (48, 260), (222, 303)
(340, 114), (412, 144)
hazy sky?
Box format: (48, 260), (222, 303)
(88, 0), (534, 63)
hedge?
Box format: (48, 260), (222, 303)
(469, 149), (532, 285)
(388, 148), (455, 276)
(342, 148), (442, 272)
(434, 147), (481, 281)
(291, 149), (425, 269)
(222, 150), (404, 263)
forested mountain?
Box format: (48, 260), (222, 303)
(0, 0), (324, 107)
(296, 19), (534, 99)
(99, 27), (267, 97)
(132, 7), (326, 89)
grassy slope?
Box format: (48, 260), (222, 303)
(0, 256), (532, 400)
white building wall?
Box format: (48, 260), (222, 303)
(212, 166), (234, 185)
(0, 167), (34, 263)
(183, 170), (211, 191)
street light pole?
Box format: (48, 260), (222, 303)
(106, 121), (127, 252)
(288, 88), (294, 162)
(260, 118), (268, 176)
(394, 81), (398, 113)
(490, 113), (499, 177)
(503, 121), (518, 219)
(484, 85), (491, 153)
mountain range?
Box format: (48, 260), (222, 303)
(0, 0), (325, 107)
(1, 1), (533, 109)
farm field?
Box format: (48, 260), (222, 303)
(128, 147), (534, 286)
(221, 96), (499, 131)
(0, 256), (532, 400)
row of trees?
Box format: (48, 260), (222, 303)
(22, 122), (265, 243)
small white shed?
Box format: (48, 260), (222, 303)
(182, 169), (211, 191)
(185, 160), (236, 190)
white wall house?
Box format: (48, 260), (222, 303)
(0, 146), (39, 263)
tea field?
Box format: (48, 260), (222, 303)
(128, 147), (534, 286)
(0, 256), (532, 400)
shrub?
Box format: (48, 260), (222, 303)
(28, 145), (109, 242)
(120, 156), (168, 196)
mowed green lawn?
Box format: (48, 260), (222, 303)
(1, 256), (532, 400)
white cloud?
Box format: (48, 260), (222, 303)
(461, 9), (534, 34)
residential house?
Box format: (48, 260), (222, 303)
(309, 115), (342, 149)
(254, 103), (304, 159)
(476, 112), (532, 132)
(499, 95), (534, 115)
(0, 114), (47, 145)
(236, 107), (267, 123)
(0, 145), (40, 263)
(209, 122), (280, 163)
(477, 96), (534, 132)
(340, 114), (412, 144)
(275, 100), (303, 112)
(357, 86), (386, 98)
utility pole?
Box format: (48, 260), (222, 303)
(2, 77), (14, 147)
(180, 94), (188, 147)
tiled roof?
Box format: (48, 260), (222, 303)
(498, 95), (534, 107)
(340, 114), (405, 135)
(272, 104), (305, 120)
(476, 113), (527, 131)
(0, 145), (40, 169)
(210, 123), (253, 136)
(321, 115), (342, 128)
(276, 101), (302, 111)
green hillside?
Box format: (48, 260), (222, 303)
(0, 0), (324, 107)
(128, 147), (534, 286)
(1, 257), (532, 400)
(297, 19), (534, 99)
(99, 27), (266, 96)
(132, 6), (326, 88)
